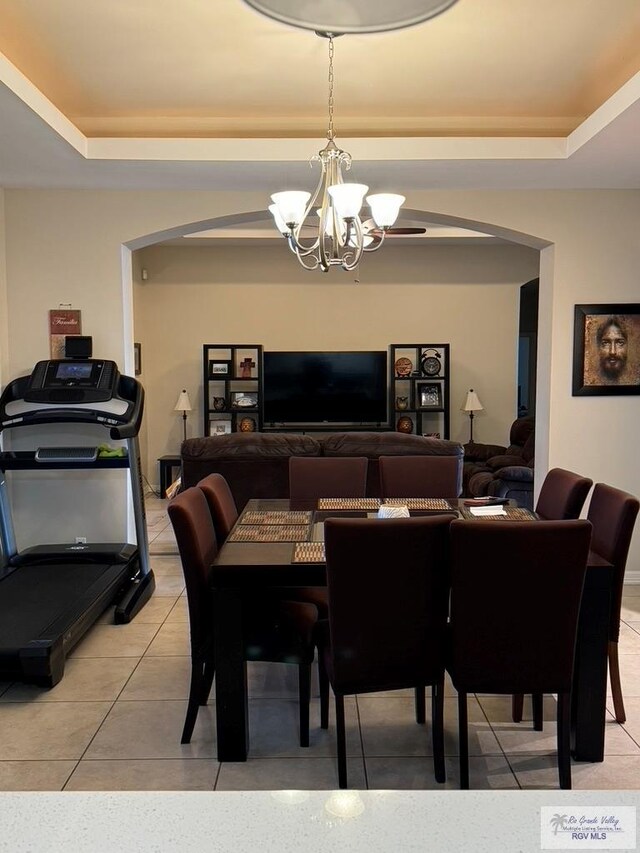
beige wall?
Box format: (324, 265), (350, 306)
(0, 189), (7, 391)
(1, 188), (639, 574)
(135, 242), (538, 472)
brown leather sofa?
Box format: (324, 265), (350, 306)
(181, 431), (465, 510)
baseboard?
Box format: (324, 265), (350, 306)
(624, 571), (640, 585)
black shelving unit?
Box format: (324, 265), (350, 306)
(389, 343), (451, 438)
(202, 344), (263, 435)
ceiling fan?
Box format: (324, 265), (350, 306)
(362, 219), (427, 243)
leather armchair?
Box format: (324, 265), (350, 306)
(462, 416), (535, 505)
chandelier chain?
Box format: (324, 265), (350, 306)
(327, 35), (335, 140)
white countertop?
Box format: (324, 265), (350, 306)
(1, 790), (639, 852)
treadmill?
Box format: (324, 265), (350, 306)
(0, 356), (155, 686)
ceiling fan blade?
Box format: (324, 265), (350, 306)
(384, 227), (427, 235)
(362, 218), (426, 236)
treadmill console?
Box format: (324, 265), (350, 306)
(24, 359), (118, 404)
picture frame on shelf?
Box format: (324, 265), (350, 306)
(231, 391), (258, 409)
(209, 359), (232, 378)
(417, 382), (442, 409)
(235, 351), (258, 379)
(209, 419), (232, 436)
(572, 304), (640, 396)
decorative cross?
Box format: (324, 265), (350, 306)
(240, 357), (255, 378)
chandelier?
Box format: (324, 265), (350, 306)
(267, 34), (405, 272)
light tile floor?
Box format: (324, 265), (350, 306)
(1, 492), (640, 791)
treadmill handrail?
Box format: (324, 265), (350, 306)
(109, 374), (144, 440)
(0, 372), (143, 436)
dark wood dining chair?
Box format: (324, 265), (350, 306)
(197, 472), (238, 545)
(197, 471), (329, 617)
(320, 515), (453, 788)
(448, 518), (592, 789)
(587, 482), (639, 723)
(167, 486), (319, 747)
(535, 467), (593, 520)
(379, 454), (462, 498)
(288, 456), (368, 501)
(512, 467), (593, 724)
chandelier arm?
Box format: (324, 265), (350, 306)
(285, 234), (319, 260)
(286, 163), (326, 256)
(363, 228), (387, 253)
(340, 218), (365, 271)
(289, 240), (320, 271)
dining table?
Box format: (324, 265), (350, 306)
(211, 497), (613, 764)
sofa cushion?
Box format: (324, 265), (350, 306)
(321, 431), (463, 458)
(182, 432), (321, 461)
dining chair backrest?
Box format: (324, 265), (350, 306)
(323, 515), (453, 694)
(448, 519), (592, 693)
(379, 454), (462, 498)
(197, 472), (239, 545)
(587, 483), (639, 641)
(289, 456), (368, 500)
(167, 487), (218, 651)
(535, 468), (593, 520)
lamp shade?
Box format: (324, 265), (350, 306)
(327, 183), (369, 219)
(462, 389), (483, 413)
(271, 191), (311, 226)
(366, 193), (405, 228)
(268, 203), (289, 235)
(174, 390), (192, 412)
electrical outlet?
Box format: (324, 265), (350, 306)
(75, 536), (87, 544)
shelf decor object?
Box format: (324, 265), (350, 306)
(418, 382), (443, 409)
(461, 388), (483, 443)
(174, 389), (192, 443)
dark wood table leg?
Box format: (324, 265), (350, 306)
(213, 587), (249, 761)
(571, 563), (612, 761)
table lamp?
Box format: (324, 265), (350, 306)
(174, 389), (192, 443)
(461, 389), (483, 443)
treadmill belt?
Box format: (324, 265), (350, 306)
(0, 562), (125, 652)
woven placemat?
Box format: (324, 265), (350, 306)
(383, 498), (453, 510)
(228, 525), (310, 543)
(317, 498), (381, 510)
(293, 542), (326, 563)
(459, 506), (536, 522)
(241, 510), (312, 525)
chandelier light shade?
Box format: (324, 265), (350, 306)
(242, 0), (459, 34)
(267, 35), (406, 272)
(174, 389), (192, 443)
(461, 389), (484, 443)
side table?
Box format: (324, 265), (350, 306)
(158, 455), (181, 499)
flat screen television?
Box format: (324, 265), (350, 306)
(263, 351), (388, 426)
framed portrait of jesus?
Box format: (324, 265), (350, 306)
(573, 304), (640, 396)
